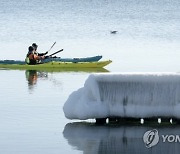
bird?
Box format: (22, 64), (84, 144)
(110, 31), (118, 34)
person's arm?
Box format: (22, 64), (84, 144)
(38, 51), (48, 56)
(33, 54), (45, 60)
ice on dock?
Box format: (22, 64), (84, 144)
(63, 73), (180, 120)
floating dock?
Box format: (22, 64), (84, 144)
(63, 73), (180, 124)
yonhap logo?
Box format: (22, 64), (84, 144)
(143, 129), (180, 148)
(143, 129), (159, 148)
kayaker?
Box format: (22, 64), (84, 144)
(32, 43), (48, 56)
(25, 46), (45, 65)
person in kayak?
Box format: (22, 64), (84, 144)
(25, 46), (45, 65)
(32, 43), (48, 56)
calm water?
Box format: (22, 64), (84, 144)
(0, 70), (88, 154)
(0, 0), (180, 71)
(0, 0), (180, 153)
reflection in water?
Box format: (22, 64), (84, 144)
(63, 123), (180, 154)
(25, 70), (48, 91)
(25, 68), (109, 92)
(8, 67), (109, 73)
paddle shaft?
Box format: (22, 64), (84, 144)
(48, 49), (63, 57)
(47, 42), (56, 52)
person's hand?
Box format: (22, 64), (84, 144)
(45, 56), (49, 59)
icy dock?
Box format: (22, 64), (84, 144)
(63, 73), (180, 124)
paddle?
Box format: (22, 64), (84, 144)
(47, 42), (56, 53)
(49, 49), (63, 57)
(45, 49), (63, 59)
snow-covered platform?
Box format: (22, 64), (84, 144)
(63, 73), (180, 121)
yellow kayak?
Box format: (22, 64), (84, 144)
(0, 60), (112, 69)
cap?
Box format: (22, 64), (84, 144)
(28, 46), (34, 52)
(32, 43), (38, 48)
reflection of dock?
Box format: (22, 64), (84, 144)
(63, 122), (180, 154)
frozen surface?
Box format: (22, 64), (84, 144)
(63, 73), (180, 120)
